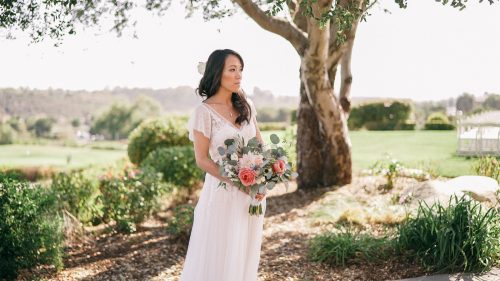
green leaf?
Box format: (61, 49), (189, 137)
(270, 134), (280, 144)
(217, 147), (225, 156)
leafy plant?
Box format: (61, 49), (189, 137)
(473, 156), (499, 181)
(97, 166), (167, 233)
(141, 145), (204, 191)
(127, 116), (190, 165)
(309, 226), (394, 266)
(51, 170), (101, 224)
(397, 195), (500, 273)
(0, 179), (64, 280)
(167, 204), (194, 243)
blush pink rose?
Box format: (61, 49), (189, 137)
(238, 168), (257, 187)
(272, 159), (287, 175)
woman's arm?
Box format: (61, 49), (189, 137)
(193, 130), (252, 196)
(192, 130), (230, 184)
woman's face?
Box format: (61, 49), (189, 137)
(219, 54), (243, 94)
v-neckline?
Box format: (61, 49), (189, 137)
(202, 102), (244, 131)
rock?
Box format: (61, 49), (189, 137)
(401, 176), (499, 206)
(400, 180), (464, 207)
(446, 176), (499, 203)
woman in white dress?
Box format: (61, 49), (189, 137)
(180, 49), (267, 281)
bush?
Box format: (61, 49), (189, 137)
(127, 116), (190, 165)
(0, 123), (17, 144)
(51, 170), (101, 224)
(258, 122), (288, 131)
(167, 204), (194, 242)
(0, 166), (58, 182)
(309, 226), (394, 266)
(473, 156), (499, 181)
(141, 145), (204, 190)
(348, 101), (412, 130)
(424, 123), (455, 130)
(97, 166), (167, 233)
(397, 195), (500, 273)
(0, 179), (64, 280)
(426, 112), (450, 124)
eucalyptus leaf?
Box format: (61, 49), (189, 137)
(258, 185), (266, 193)
(270, 134), (280, 144)
(266, 181), (276, 190)
(248, 137), (259, 147)
(218, 147), (225, 156)
(224, 139), (235, 146)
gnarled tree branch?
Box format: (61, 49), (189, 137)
(234, 0), (308, 55)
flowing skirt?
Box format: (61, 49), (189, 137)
(179, 173), (266, 281)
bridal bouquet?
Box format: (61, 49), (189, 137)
(217, 134), (296, 216)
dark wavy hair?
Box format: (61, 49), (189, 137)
(196, 49), (252, 126)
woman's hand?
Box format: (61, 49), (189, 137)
(255, 191), (266, 201)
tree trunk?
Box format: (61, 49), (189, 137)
(299, 56), (352, 188)
(296, 77), (325, 189)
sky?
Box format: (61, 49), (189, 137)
(0, 1), (499, 101)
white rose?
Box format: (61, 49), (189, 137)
(231, 154), (238, 161)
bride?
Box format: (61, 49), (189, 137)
(179, 49), (267, 281)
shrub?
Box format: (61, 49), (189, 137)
(397, 195), (500, 273)
(0, 179), (64, 280)
(426, 112), (450, 124)
(167, 204), (194, 242)
(127, 116), (190, 165)
(0, 123), (17, 144)
(424, 112), (454, 130)
(473, 156), (499, 181)
(0, 166), (57, 182)
(424, 123), (455, 130)
(97, 166), (167, 233)
(51, 170), (101, 224)
(348, 102), (412, 130)
(309, 227), (394, 266)
(258, 122), (288, 131)
(141, 145), (204, 190)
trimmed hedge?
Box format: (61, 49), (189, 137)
(424, 123), (455, 130)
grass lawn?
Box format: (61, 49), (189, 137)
(0, 144), (127, 169)
(1, 131), (478, 177)
(350, 130), (478, 177)
(263, 130), (478, 178)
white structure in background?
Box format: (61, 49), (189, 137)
(457, 110), (500, 156)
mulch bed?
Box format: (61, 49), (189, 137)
(19, 177), (427, 281)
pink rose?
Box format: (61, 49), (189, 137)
(272, 159), (287, 175)
(238, 168), (257, 187)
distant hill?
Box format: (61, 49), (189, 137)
(0, 86), (420, 123)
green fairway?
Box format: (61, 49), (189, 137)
(263, 130), (478, 178)
(1, 131), (478, 177)
(0, 144), (127, 169)
(350, 130), (477, 177)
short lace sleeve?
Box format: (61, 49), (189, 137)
(187, 104), (212, 142)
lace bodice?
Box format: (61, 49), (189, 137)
(187, 97), (258, 162)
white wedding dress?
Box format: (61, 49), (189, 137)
(179, 97), (266, 281)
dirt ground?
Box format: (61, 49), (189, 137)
(20, 177), (429, 281)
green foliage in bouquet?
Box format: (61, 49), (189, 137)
(216, 134), (297, 215)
